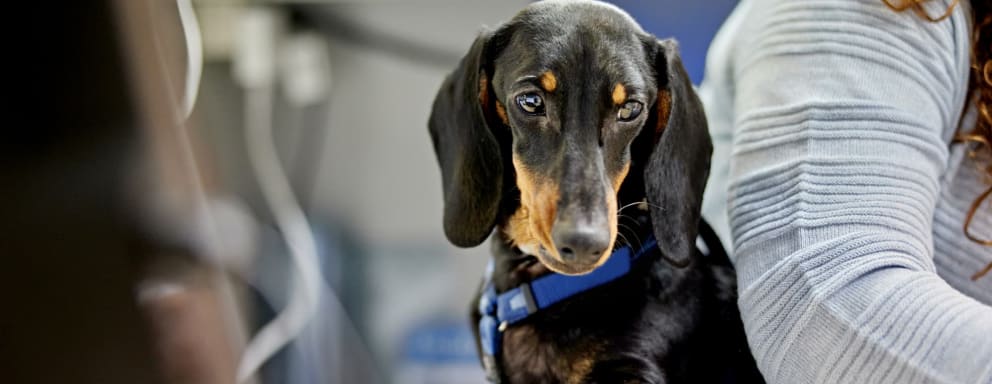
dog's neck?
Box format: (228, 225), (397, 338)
(490, 198), (654, 293)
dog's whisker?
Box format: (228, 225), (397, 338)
(617, 201), (643, 214)
(617, 222), (643, 251)
(617, 213), (641, 223)
(615, 232), (631, 251)
(618, 200), (669, 214)
(617, 214), (642, 232)
(617, 214), (647, 233)
(639, 201), (665, 210)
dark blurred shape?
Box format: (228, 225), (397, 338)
(0, 1), (237, 383)
(0, 2), (165, 384)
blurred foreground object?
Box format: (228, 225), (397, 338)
(0, 1), (247, 383)
(115, 0), (249, 382)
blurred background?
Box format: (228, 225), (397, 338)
(2, 1), (735, 383)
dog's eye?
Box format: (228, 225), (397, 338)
(617, 101), (643, 122)
(515, 93), (545, 115)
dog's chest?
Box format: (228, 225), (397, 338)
(500, 323), (603, 384)
(489, 266), (694, 384)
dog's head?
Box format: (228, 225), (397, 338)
(429, 0), (711, 275)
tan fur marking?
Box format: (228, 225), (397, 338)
(567, 354), (599, 384)
(504, 156), (538, 250)
(570, 162), (633, 271)
(507, 158), (633, 273)
(540, 71), (558, 92)
(579, 161), (631, 270)
(504, 207), (537, 249)
(496, 101), (509, 124)
(533, 184), (559, 257)
(502, 326), (554, 382)
(502, 324), (602, 383)
(602, 181), (619, 269)
(611, 161), (631, 193)
(656, 90), (672, 138)
(478, 74), (490, 107)
(506, 156), (560, 259)
(612, 83), (627, 105)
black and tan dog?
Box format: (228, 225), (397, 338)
(429, 1), (762, 383)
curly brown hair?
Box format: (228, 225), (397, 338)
(883, 0), (992, 279)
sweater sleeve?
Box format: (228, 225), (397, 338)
(725, 0), (992, 383)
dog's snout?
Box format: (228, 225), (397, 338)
(552, 220), (610, 264)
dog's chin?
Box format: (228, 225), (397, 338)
(534, 249), (609, 276)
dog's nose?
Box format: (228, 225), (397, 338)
(552, 221), (610, 265)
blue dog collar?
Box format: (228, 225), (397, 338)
(477, 236), (658, 382)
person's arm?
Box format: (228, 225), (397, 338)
(727, 0), (992, 383)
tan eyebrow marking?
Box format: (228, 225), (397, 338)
(612, 83), (627, 105)
(540, 71), (557, 92)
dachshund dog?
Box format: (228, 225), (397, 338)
(428, 1), (763, 383)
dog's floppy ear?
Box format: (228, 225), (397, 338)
(643, 39), (712, 267)
(428, 30), (505, 247)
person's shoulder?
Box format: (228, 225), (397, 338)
(732, 0), (971, 76)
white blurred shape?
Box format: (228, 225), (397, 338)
(281, 33), (332, 107)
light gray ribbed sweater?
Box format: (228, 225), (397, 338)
(698, 0), (992, 382)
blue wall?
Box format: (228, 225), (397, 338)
(605, 0), (739, 84)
